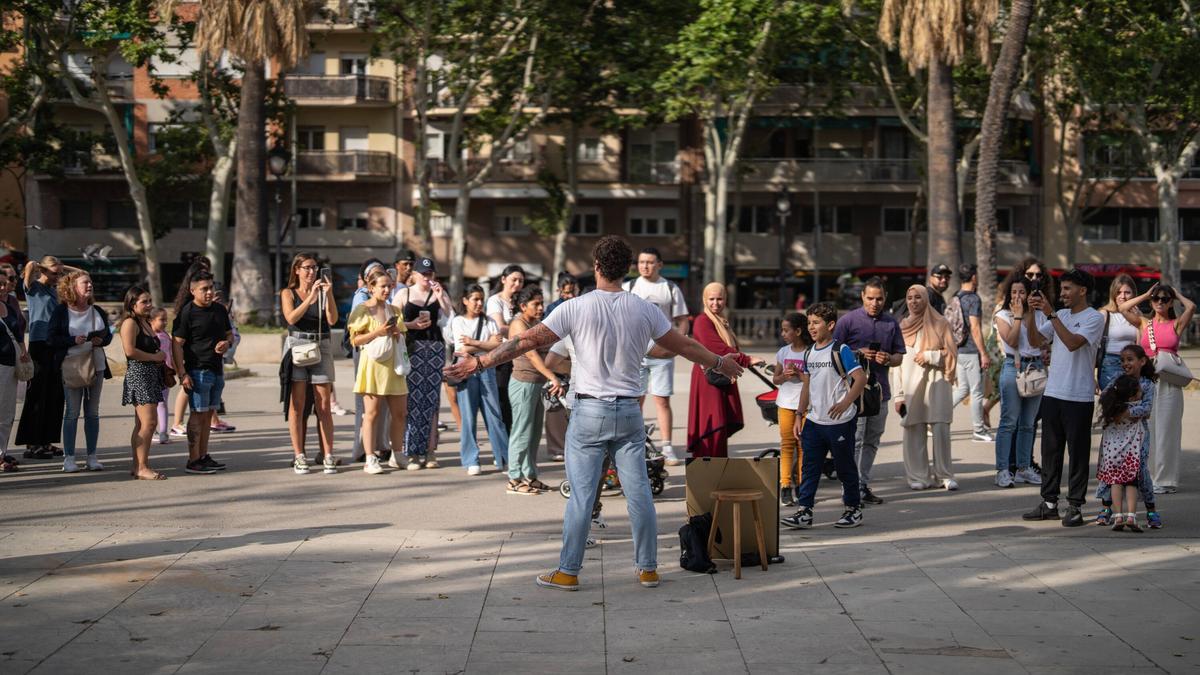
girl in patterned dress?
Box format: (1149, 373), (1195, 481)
(1095, 345), (1160, 528)
(1096, 372), (1152, 532)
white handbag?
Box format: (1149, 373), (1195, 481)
(289, 290), (324, 368)
(1148, 322), (1194, 387)
(1016, 360), (1048, 398)
(363, 305), (398, 364)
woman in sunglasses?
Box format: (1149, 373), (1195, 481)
(1119, 282), (1196, 495)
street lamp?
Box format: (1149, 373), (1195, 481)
(268, 145), (290, 325)
(776, 187), (792, 315)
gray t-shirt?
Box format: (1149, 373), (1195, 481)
(956, 290), (982, 354)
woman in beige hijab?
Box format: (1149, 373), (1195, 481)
(892, 285), (960, 490)
(686, 282), (763, 457)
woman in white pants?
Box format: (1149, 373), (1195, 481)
(893, 285), (960, 491)
(1120, 283), (1195, 493)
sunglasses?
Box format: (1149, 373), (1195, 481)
(933, 272), (951, 278)
(1151, 296), (1173, 303)
(1025, 272), (1044, 279)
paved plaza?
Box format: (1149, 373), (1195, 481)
(2, 355), (1200, 674)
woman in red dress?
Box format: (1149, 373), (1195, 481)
(687, 283), (763, 457)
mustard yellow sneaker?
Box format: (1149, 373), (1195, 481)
(637, 569), (660, 588)
(535, 569), (579, 591)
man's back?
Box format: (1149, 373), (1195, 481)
(542, 290), (671, 398)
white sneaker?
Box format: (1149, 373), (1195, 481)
(1014, 467), (1042, 485)
(662, 445), (684, 467)
(330, 403), (348, 416)
(85, 456), (104, 471)
(387, 453), (401, 469)
(943, 479), (959, 491)
(972, 431), (995, 442)
(363, 455), (384, 474)
(909, 481), (927, 490)
(406, 458), (422, 471)
(62, 456), (80, 473)
(466, 465), (481, 476)
(585, 536), (598, 549)
(292, 454), (310, 474)
(322, 454), (337, 475)
(995, 470), (1014, 488)
(591, 514), (608, 530)
(424, 456), (439, 469)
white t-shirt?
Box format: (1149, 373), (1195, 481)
(1104, 311), (1139, 354)
(450, 314), (499, 352)
(1037, 306), (1106, 402)
(625, 277), (688, 322)
(994, 310), (1048, 358)
(541, 290), (672, 399)
(67, 305), (107, 372)
(802, 341), (861, 425)
(774, 344), (807, 411)
(485, 294), (514, 327)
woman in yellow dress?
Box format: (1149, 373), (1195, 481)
(347, 268), (408, 474)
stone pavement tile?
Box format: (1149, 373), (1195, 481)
(726, 607), (857, 635)
(485, 583), (606, 608)
(995, 540), (1101, 561)
(358, 589), (485, 618)
(605, 618), (739, 655)
(894, 543), (1017, 569)
(1086, 541), (1198, 570)
(878, 653), (1028, 674)
(738, 631), (881, 665)
(467, 651), (605, 675)
(476, 604), (604, 633)
(251, 560), (388, 598)
(606, 648), (748, 674)
(0, 528), (116, 570)
(967, 609), (1113, 637)
(0, 658), (38, 675)
(714, 577), (843, 612)
(936, 587), (1078, 611)
(991, 634), (1159, 668)
(468, 629), (603, 656)
(823, 575), (946, 602)
(30, 652), (184, 675)
(839, 598), (971, 623)
(0, 568), (49, 600)
(221, 595), (366, 632)
(340, 614), (479, 647)
(322, 645), (469, 675)
(119, 567), (276, 609)
(61, 529), (209, 566)
(0, 620), (88, 664)
(178, 629), (336, 674)
(855, 620), (1004, 651)
(1024, 668), (1175, 675)
(285, 529), (407, 563)
(748, 663), (890, 675)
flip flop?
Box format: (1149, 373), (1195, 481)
(133, 471), (168, 480)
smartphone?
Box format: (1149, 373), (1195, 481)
(385, 316), (398, 328)
(320, 267), (331, 284)
(898, 403), (908, 418)
(868, 341), (881, 352)
(1028, 279), (1042, 295)
(418, 310), (431, 323)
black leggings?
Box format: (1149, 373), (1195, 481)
(15, 342), (63, 447)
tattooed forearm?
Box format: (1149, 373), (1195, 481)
(478, 323), (559, 369)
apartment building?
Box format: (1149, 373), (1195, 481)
(16, 1), (1198, 305)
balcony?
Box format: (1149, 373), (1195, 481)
(424, 159), (540, 184)
(628, 161), (678, 184)
(294, 150), (392, 179)
(740, 158), (1032, 190)
(283, 75), (391, 105)
(309, 0), (375, 28)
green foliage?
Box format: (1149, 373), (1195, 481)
(525, 168), (568, 237)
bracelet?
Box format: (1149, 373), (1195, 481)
(711, 354), (724, 371)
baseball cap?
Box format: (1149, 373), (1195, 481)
(930, 263), (952, 277)
(395, 248), (416, 264)
(413, 257), (436, 274)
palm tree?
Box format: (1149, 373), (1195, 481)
(877, 0), (998, 297)
(193, 0), (309, 324)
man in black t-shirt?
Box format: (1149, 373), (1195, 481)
(171, 271), (233, 474)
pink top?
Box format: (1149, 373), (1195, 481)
(1139, 318), (1179, 356)
(156, 331), (175, 369)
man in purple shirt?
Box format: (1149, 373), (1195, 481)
(832, 277), (905, 505)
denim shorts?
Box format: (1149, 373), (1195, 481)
(188, 369), (225, 412)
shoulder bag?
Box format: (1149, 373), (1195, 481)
(364, 306), (397, 363)
(0, 317), (32, 381)
(1016, 359), (1048, 398)
(63, 348), (97, 389)
(445, 316), (485, 388)
(1095, 311), (1111, 370)
(1148, 321), (1194, 387)
(289, 290), (323, 368)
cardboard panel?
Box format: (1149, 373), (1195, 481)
(685, 457), (780, 559)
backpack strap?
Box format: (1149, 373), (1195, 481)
(623, 279), (634, 292)
(830, 341), (848, 381)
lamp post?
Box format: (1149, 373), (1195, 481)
(776, 187), (791, 315)
(268, 145), (290, 326)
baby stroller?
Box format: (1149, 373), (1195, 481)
(756, 363), (837, 480)
(557, 422), (669, 499)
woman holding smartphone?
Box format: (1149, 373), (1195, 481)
(394, 256), (454, 470)
(281, 252), (338, 475)
(347, 269), (408, 475)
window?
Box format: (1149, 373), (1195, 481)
(1126, 210), (1158, 242)
(150, 47), (199, 78)
(339, 53), (367, 76)
(61, 200), (91, 229)
(501, 137), (532, 163)
(430, 211), (452, 237)
(159, 201), (207, 229)
(730, 205), (774, 235)
(628, 128), (678, 183)
(64, 52), (91, 80)
(337, 202), (369, 230)
(627, 208), (678, 236)
(799, 205), (853, 233)
(961, 208), (1013, 234)
(1182, 210), (1200, 242)
(570, 208), (602, 236)
(297, 204), (325, 229)
(493, 208), (529, 235)
(1082, 208), (1166, 242)
(107, 201), (138, 228)
(1081, 209), (1120, 242)
(297, 127), (326, 151)
(147, 123), (183, 154)
(578, 137), (602, 163)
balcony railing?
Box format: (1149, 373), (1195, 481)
(424, 158), (539, 183)
(284, 75), (390, 103)
(628, 161), (678, 184)
(740, 158), (1031, 187)
(295, 150), (392, 177)
(311, 0), (375, 26)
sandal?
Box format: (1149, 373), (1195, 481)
(133, 471), (168, 481)
(527, 479), (553, 492)
(507, 480), (539, 495)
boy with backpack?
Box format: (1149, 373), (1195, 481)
(948, 264), (993, 442)
(781, 302), (868, 529)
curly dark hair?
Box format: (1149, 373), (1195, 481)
(1098, 374), (1140, 428)
(511, 284), (544, 318)
(592, 235), (633, 283)
(1120, 344), (1157, 382)
(807, 301), (838, 325)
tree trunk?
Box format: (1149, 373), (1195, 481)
(926, 57), (960, 299)
(1156, 170), (1182, 290)
(449, 186), (470, 299)
(553, 122), (580, 297)
(713, 165), (729, 286)
(230, 62), (272, 325)
(206, 137), (237, 287)
(701, 119), (718, 284)
(975, 0), (1035, 315)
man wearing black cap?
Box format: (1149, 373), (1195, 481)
(892, 264), (949, 320)
(390, 249), (416, 304)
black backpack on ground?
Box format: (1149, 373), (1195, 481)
(679, 513), (718, 574)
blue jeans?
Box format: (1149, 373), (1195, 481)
(995, 357), (1042, 470)
(456, 369), (509, 469)
(558, 398), (656, 575)
(187, 369), (225, 412)
(63, 377), (103, 457)
(1098, 353), (1123, 392)
(796, 420), (861, 509)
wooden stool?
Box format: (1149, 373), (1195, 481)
(707, 488), (769, 579)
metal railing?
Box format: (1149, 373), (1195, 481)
(628, 160), (678, 184)
(740, 157), (1031, 186)
(424, 158), (538, 183)
(284, 75), (390, 102)
(295, 150), (392, 177)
